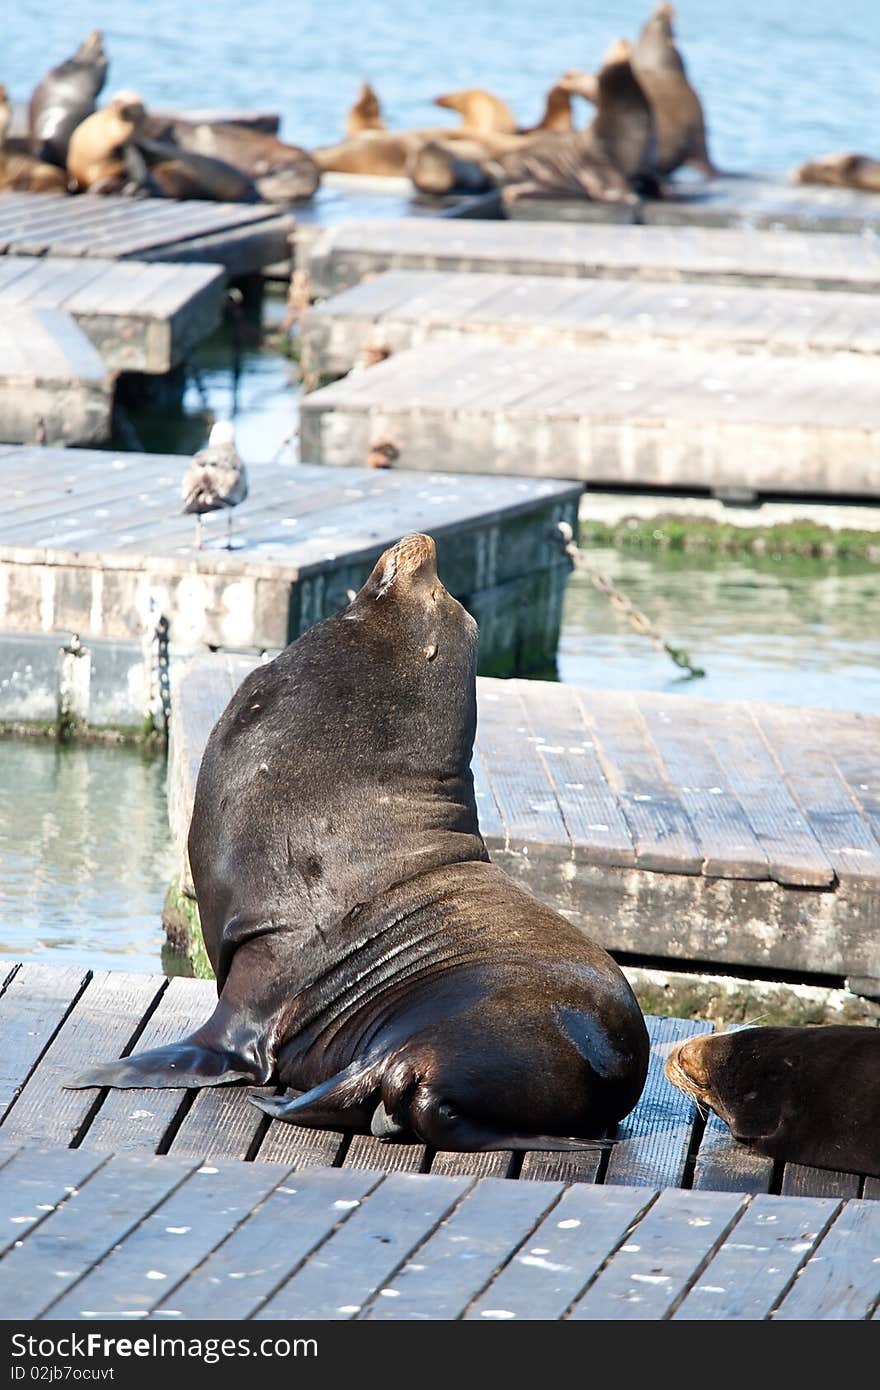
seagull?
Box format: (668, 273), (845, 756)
(181, 421), (249, 549)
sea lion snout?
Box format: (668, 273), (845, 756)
(664, 1034), (716, 1103)
(372, 533), (439, 596)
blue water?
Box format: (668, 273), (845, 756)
(6, 0), (879, 174)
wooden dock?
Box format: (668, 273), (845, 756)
(0, 307), (112, 446)
(509, 173), (880, 237)
(299, 335), (880, 498)
(300, 269), (880, 382)
(170, 658), (880, 989)
(0, 256), (226, 375)
(0, 445), (578, 682)
(0, 192), (294, 277)
(300, 218), (880, 298)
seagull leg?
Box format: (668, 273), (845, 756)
(195, 515), (203, 550)
(227, 511), (233, 549)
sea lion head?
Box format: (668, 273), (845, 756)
(349, 532), (476, 659)
(109, 90), (146, 127)
(665, 1029), (798, 1144)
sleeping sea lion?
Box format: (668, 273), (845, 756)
(792, 152), (880, 194)
(665, 1025), (880, 1179)
(631, 3), (716, 176)
(435, 88), (517, 136)
(346, 82), (385, 135)
(68, 534), (649, 1153)
(142, 115), (320, 201)
(28, 30), (108, 167)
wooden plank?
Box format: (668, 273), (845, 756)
(567, 1188), (747, 1320)
(252, 1172), (470, 1320)
(673, 1193), (841, 1320)
(343, 1135), (427, 1174)
(154, 1167), (382, 1320)
(692, 1109), (774, 1195)
(0, 1146), (107, 1258)
(604, 1016), (712, 1189)
(80, 976), (216, 1154)
(577, 691), (702, 874)
(167, 1083), (273, 1161)
(780, 1165), (862, 1200)
(47, 1158), (283, 1320)
(428, 1150), (514, 1179)
(0, 963), (91, 1117)
(470, 744), (506, 846)
(636, 694), (769, 879)
(1, 971), (167, 1147)
(752, 704), (880, 886)
(681, 700), (835, 887)
(518, 1147), (603, 1185)
(466, 1184), (656, 1320)
(773, 1200), (880, 1320)
(813, 708), (880, 852)
(361, 1177), (563, 1319)
(475, 681), (572, 862)
(0, 1151), (200, 1320)
(513, 678), (636, 868)
(253, 1110), (346, 1169)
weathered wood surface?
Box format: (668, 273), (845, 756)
(0, 307), (112, 446)
(1, 956), (876, 1208)
(300, 335), (880, 498)
(301, 218), (880, 297)
(0, 444), (577, 668)
(301, 269), (880, 381)
(0, 256), (227, 374)
(169, 659), (880, 982)
(508, 173), (880, 236)
(0, 1136), (876, 1320)
(0, 192), (294, 276)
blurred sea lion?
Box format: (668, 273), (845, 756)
(665, 1026), (880, 1179)
(631, 3), (716, 176)
(28, 30), (108, 167)
(66, 91), (146, 193)
(792, 152), (880, 194)
(143, 114), (319, 201)
(346, 82), (385, 135)
(0, 85), (68, 192)
(519, 85), (574, 135)
(435, 88), (517, 136)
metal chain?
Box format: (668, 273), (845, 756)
(555, 523), (706, 679)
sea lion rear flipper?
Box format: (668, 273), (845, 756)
(249, 1054), (387, 1128)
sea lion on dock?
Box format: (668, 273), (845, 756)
(28, 30), (108, 167)
(435, 88), (517, 136)
(519, 85), (574, 135)
(0, 84), (68, 191)
(66, 91), (147, 193)
(792, 152), (880, 194)
(409, 138), (498, 196)
(665, 1026), (880, 1179)
(346, 82), (385, 135)
(631, 3), (716, 177)
(142, 114), (320, 202)
(68, 534), (649, 1153)
(313, 130), (422, 177)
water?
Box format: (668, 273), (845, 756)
(560, 548), (880, 713)
(0, 740), (175, 971)
(6, 1), (879, 175)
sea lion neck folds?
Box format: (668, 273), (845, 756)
(68, 533), (648, 1152)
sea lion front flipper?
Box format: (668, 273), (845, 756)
(65, 1033), (268, 1090)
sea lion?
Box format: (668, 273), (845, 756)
(631, 3), (716, 177)
(665, 1026), (880, 1179)
(346, 82), (385, 135)
(66, 91), (146, 193)
(519, 85), (574, 135)
(28, 30), (108, 167)
(138, 141), (260, 202)
(313, 130), (421, 177)
(409, 138), (498, 196)
(435, 88), (517, 136)
(792, 152), (880, 194)
(142, 115), (320, 202)
(68, 534), (649, 1152)
(0, 85), (69, 192)
(559, 70), (599, 106)
(588, 38), (657, 189)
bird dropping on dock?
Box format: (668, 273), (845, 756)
(181, 420), (248, 549)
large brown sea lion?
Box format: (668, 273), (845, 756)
(665, 1026), (880, 1179)
(631, 3), (716, 176)
(69, 534), (649, 1153)
(792, 152), (880, 194)
(142, 114), (319, 202)
(28, 30), (108, 167)
(346, 82), (385, 135)
(66, 91), (146, 193)
(435, 88), (517, 136)
(0, 85), (69, 192)
(588, 38), (657, 190)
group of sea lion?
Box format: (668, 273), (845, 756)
(319, 3), (717, 203)
(68, 532), (880, 1181)
(2, 30), (319, 202)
